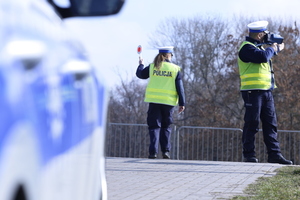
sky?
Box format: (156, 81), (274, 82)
(64, 0), (300, 88)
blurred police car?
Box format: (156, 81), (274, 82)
(0, 0), (124, 200)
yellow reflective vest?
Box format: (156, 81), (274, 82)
(238, 41), (275, 90)
(145, 62), (180, 106)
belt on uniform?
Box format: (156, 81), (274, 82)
(245, 90), (269, 93)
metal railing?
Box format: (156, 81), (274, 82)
(106, 123), (300, 164)
(176, 126), (243, 161)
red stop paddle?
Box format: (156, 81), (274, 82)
(137, 45), (142, 59)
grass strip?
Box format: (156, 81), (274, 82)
(232, 166), (300, 200)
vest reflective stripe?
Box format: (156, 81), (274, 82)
(240, 73), (270, 79)
(238, 41), (273, 90)
(145, 62), (179, 106)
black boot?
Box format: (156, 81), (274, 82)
(243, 157), (258, 163)
(148, 153), (157, 159)
(162, 152), (170, 159)
(268, 154), (293, 165)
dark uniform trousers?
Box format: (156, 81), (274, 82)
(241, 90), (281, 158)
(147, 103), (174, 154)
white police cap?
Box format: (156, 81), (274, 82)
(247, 21), (268, 33)
(158, 46), (174, 53)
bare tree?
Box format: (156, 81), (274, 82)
(108, 76), (148, 124)
(270, 21), (300, 129)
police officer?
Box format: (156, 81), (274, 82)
(238, 21), (292, 165)
(136, 46), (185, 159)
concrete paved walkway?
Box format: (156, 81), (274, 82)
(105, 157), (283, 200)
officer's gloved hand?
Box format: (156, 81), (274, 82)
(178, 106), (185, 114)
(272, 42), (284, 53)
(139, 57), (144, 65)
(277, 43), (284, 51)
